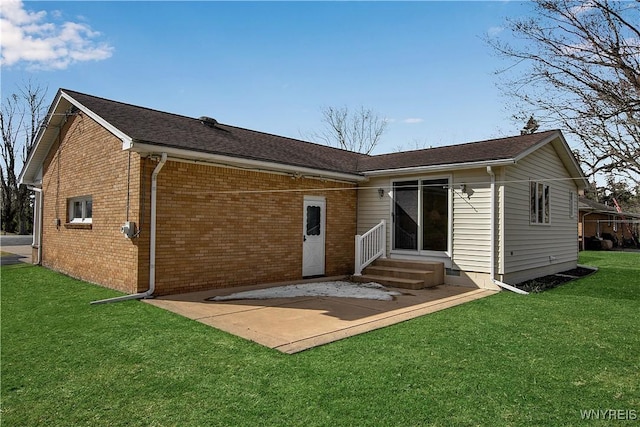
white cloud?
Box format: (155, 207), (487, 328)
(487, 26), (504, 37)
(402, 118), (424, 124)
(569, 1), (597, 18)
(0, 0), (113, 70)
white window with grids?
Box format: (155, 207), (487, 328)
(68, 196), (92, 224)
(530, 181), (550, 224)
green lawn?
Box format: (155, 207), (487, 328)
(2, 252), (639, 426)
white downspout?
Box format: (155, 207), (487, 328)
(148, 152), (167, 297)
(91, 153), (168, 305)
(486, 166), (528, 295)
(28, 186), (43, 264)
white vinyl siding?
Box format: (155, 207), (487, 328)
(451, 169), (492, 272)
(501, 143), (579, 277)
(357, 177), (392, 253)
(357, 139), (581, 284)
(357, 170), (493, 273)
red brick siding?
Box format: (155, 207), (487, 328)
(579, 211), (629, 244)
(39, 114), (357, 296)
(148, 161), (357, 295)
(40, 113), (144, 293)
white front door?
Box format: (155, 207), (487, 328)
(302, 196), (326, 277)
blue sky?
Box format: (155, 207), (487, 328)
(1, 0), (534, 155)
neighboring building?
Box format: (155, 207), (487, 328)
(579, 197), (640, 250)
(20, 89), (588, 297)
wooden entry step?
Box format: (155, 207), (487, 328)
(353, 259), (445, 290)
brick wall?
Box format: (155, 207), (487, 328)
(148, 161), (357, 295)
(40, 113), (144, 293)
(579, 211), (627, 245)
(39, 113), (358, 296)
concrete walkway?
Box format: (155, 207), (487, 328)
(145, 282), (497, 353)
(0, 238), (33, 266)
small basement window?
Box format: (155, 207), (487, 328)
(68, 196), (92, 224)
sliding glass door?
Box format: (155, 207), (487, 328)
(393, 178), (450, 253)
(393, 181), (419, 250)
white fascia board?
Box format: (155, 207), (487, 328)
(19, 94), (66, 186)
(126, 141), (367, 183)
(60, 91), (133, 148)
(20, 91), (134, 186)
(362, 158), (516, 177)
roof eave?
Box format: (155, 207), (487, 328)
(580, 207), (640, 218)
(579, 206), (614, 214)
(60, 90), (133, 148)
(362, 158), (516, 177)
(19, 91), (66, 186)
(19, 90), (133, 187)
(127, 141), (367, 183)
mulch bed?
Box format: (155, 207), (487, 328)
(514, 266), (597, 293)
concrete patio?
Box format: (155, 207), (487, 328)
(145, 279), (497, 353)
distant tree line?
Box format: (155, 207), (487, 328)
(1, 81), (47, 234)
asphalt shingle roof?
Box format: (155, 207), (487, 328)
(63, 89), (367, 175)
(62, 89), (562, 176)
(578, 197), (621, 213)
(357, 131), (558, 171)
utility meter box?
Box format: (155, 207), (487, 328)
(120, 221), (136, 239)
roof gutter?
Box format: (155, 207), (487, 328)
(363, 158), (516, 177)
(581, 206), (640, 219)
(125, 141), (367, 183)
(486, 166), (528, 295)
(91, 153), (168, 305)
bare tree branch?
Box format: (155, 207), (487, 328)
(306, 106), (388, 155)
(1, 80), (48, 233)
(487, 0), (640, 186)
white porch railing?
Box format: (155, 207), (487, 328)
(354, 219), (387, 276)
